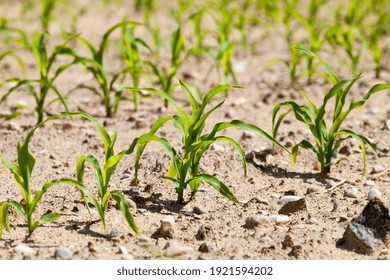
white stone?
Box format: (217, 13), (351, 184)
(14, 244), (35, 256)
(268, 214), (291, 224)
(278, 196), (302, 205)
(367, 188), (382, 200)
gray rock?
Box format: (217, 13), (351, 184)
(54, 246), (73, 259)
(139, 236), (149, 242)
(268, 214), (291, 224)
(367, 188), (381, 201)
(364, 180), (376, 187)
(193, 206), (206, 215)
(326, 179), (336, 189)
(278, 195), (302, 205)
(199, 242), (214, 253)
(241, 131), (256, 140)
(14, 244), (35, 256)
(371, 165), (385, 174)
(211, 143), (225, 152)
(120, 173), (132, 181)
(344, 187), (359, 198)
(337, 198), (390, 254)
(52, 160), (62, 169)
(119, 246), (129, 256)
(245, 215), (270, 228)
(306, 186), (320, 194)
(109, 230), (119, 238)
(278, 198), (307, 215)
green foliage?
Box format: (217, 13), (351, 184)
(146, 25), (187, 107)
(117, 24), (153, 111)
(272, 50), (390, 174)
(70, 20), (139, 117)
(0, 32), (78, 124)
(39, 0), (56, 32)
(63, 112), (138, 234)
(0, 120), (62, 236)
(132, 81), (288, 204)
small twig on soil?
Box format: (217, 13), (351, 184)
(325, 179), (348, 192)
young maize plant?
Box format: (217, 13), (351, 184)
(0, 32), (78, 124)
(146, 25), (187, 108)
(117, 24), (154, 111)
(0, 115), (77, 237)
(272, 49), (390, 175)
(0, 112), (139, 238)
(70, 20), (139, 117)
(69, 112), (138, 234)
(131, 80), (288, 204)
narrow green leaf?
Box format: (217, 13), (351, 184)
(195, 174), (238, 203)
(40, 212), (60, 223)
(111, 191), (139, 235)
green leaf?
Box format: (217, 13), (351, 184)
(165, 162), (178, 185)
(9, 200), (27, 222)
(195, 174), (238, 203)
(291, 140), (319, 166)
(40, 212), (60, 223)
(0, 202), (10, 238)
(102, 154), (124, 194)
(111, 191), (139, 235)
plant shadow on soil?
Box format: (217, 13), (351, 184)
(251, 162), (339, 186)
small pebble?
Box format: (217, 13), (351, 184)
(193, 206), (206, 215)
(268, 214), (291, 224)
(54, 246), (73, 259)
(364, 180), (376, 187)
(326, 180), (336, 189)
(198, 242), (214, 253)
(241, 131), (256, 140)
(367, 188), (382, 200)
(52, 161), (62, 169)
(344, 187), (359, 198)
(339, 216), (349, 223)
(211, 144), (225, 152)
(139, 236), (149, 242)
(371, 165), (385, 174)
(278, 196), (302, 205)
(119, 246), (128, 256)
(306, 186), (320, 194)
(120, 173), (132, 181)
(14, 244), (35, 256)
(159, 216), (175, 238)
(109, 230), (119, 238)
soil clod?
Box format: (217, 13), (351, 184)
(337, 198), (390, 254)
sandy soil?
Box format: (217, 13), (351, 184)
(0, 0), (390, 260)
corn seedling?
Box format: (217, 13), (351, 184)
(0, 17), (30, 48)
(146, 26), (187, 107)
(264, 0), (302, 84)
(272, 50), (390, 174)
(39, 0), (56, 32)
(0, 32), (79, 124)
(0, 119), (65, 237)
(210, 8), (238, 84)
(117, 24), (153, 111)
(135, 0), (155, 24)
(132, 80), (288, 204)
(70, 20), (139, 117)
(292, 0), (327, 84)
(326, 24), (366, 75)
(65, 112), (138, 234)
